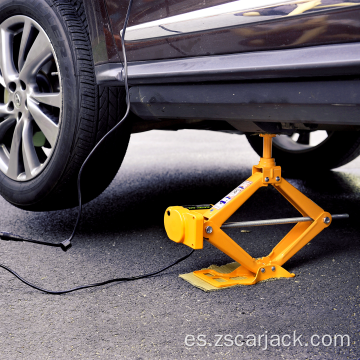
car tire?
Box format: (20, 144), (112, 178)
(0, 0), (130, 210)
(246, 131), (360, 173)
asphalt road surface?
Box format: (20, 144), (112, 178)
(0, 130), (359, 360)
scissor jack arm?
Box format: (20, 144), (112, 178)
(270, 179), (331, 266)
(205, 221), (259, 273)
(164, 134), (347, 288)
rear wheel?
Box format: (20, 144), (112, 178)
(246, 130), (360, 173)
(0, 0), (130, 210)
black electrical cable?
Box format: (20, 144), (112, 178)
(0, 0), (195, 294)
(0, 249), (194, 295)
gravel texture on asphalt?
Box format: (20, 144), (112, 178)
(0, 130), (359, 360)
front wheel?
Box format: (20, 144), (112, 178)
(0, 0), (130, 210)
(246, 130), (360, 173)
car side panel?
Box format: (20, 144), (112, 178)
(104, 0), (360, 62)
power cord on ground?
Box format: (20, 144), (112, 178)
(0, 0), (194, 294)
(0, 249), (194, 295)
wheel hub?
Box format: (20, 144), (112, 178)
(14, 92), (22, 108)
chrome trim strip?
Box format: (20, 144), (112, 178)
(124, 0), (360, 41)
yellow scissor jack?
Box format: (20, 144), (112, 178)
(164, 134), (348, 288)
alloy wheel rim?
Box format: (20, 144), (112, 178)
(0, 15), (62, 181)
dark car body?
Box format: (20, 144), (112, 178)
(84, 0), (360, 134)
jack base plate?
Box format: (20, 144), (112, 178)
(193, 264), (295, 288)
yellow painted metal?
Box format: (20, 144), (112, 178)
(261, 133), (275, 159)
(203, 172), (263, 226)
(193, 264), (295, 287)
(204, 221), (259, 273)
(164, 206), (204, 249)
(164, 134), (332, 288)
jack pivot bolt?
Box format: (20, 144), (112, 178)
(271, 266), (276, 272)
(323, 217), (331, 224)
(260, 268), (265, 273)
(205, 226), (213, 234)
(264, 177), (269, 182)
(276, 176), (280, 181)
